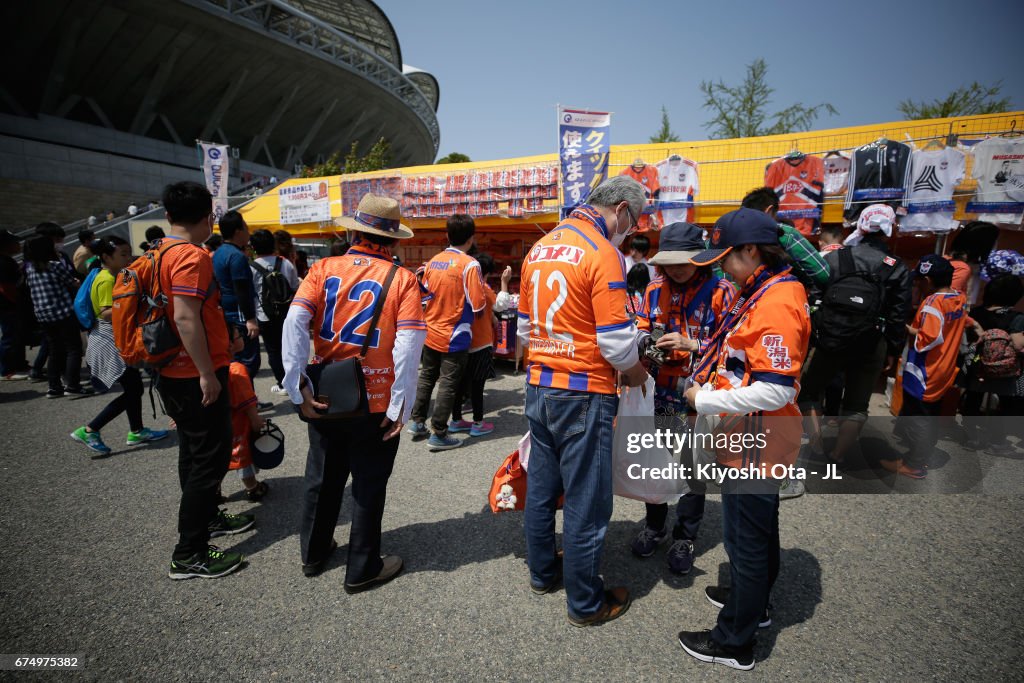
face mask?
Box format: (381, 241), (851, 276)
(609, 231), (627, 248)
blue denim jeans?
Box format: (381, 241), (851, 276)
(712, 478), (780, 648)
(524, 384), (619, 619)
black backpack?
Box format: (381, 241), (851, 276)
(813, 247), (885, 351)
(252, 257), (294, 321)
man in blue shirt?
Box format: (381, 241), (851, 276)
(213, 210), (261, 382)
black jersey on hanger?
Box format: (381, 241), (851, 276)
(843, 140), (913, 221)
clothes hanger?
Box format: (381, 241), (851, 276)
(923, 137), (945, 150)
(1001, 120), (1021, 138)
(785, 141), (805, 161)
(823, 149), (845, 158)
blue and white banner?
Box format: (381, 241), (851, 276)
(558, 107), (610, 217)
(199, 142), (230, 223)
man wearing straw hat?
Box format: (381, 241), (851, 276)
(282, 194), (426, 592)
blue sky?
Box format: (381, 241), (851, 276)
(378, 0), (1024, 162)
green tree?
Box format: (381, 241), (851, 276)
(436, 152), (471, 164)
(300, 151), (342, 178)
(343, 137), (393, 174)
(649, 105), (680, 143)
(699, 58), (837, 139)
(898, 81), (1011, 120)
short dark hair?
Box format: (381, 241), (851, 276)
(358, 231), (398, 248)
(819, 224), (845, 243)
(78, 229), (94, 242)
(329, 239), (350, 257)
(446, 214), (475, 246)
(983, 274), (1024, 308)
(204, 233), (223, 251)
(476, 252), (495, 277)
(35, 222), (65, 240)
(630, 234), (651, 256)
(756, 243), (791, 270)
(219, 210), (246, 240)
(90, 236), (129, 261)
(627, 262), (651, 295)
(926, 269), (953, 289)
(25, 235), (57, 267)
(249, 229), (275, 255)
(274, 230), (294, 256)
(144, 226), (166, 242)
(162, 181), (212, 225)
(741, 187), (780, 215)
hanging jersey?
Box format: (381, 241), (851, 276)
(228, 361), (257, 471)
(844, 141), (912, 221)
(902, 291), (968, 402)
(637, 274), (733, 395)
(421, 247), (487, 353)
(823, 153), (851, 195)
(901, 147), (966, 233)
(469, 282), (497, 351)
(519, 206), (636, 395)
(969, 137), (1024, 224)
(291, 246), (427, 414)
(765, 155), (825, 236)
(655, 156), (699, 224)
(619, 165), (660, 230)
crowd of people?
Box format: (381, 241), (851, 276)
(0, 174), (1021, 672)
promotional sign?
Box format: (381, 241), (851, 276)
(557, 107), (611, 216)
(199, 142), (230, 222)
(279, 180), (332, 225)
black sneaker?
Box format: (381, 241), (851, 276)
(63, 386), (95, 397)
(678, 630), (754, 671)
(168, 545), (244, 580)
(705, 586), (771, 628)
(45, 389), (63, 399)
(208, 509), (255, 537)
(257, 401), (273, 412)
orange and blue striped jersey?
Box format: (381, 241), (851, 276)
(637, 274), (734, 390)
(469, 282), (497, 351)
(518, 205), (639, 395)
(903, 290), (967, 403)
(291, 242), (426, 414)
(421, 247), (487, 353)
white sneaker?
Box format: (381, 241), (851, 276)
(270, 384), (286, 394)
(2, 372), (29, 380)
(779, 478), (805, 500)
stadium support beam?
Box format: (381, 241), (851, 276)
(245, 84), (299, 162)
(200, 70), (250, 142)
(40, 18), (84, 115)
(285, 99), (338, 169)
(318, 111), (368, 158)
(131, 47), (182, 135)
(0, 87), (28, 117)
(85, 98), (115, 130)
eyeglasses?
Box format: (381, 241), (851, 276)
(624, 204), (639, 234)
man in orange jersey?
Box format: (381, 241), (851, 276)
(882, 255), (968, 479)
(518, 176), (650, 627)
(283, 194), (426, 591)
(408, 214), (487, 451)
(157, 182), (251, 581)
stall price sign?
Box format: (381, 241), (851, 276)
(279, 180), (331, 225)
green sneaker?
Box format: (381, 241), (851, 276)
(126, 427), (169, 446)
(208, 509), (255, 538)
(70, 426), (111, 456)
(168, 545), (244, 580)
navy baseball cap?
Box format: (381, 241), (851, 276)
(915, 253), (954, 281)
(691, 208), (781, 266)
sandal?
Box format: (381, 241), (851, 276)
(245, 481), (270, 501)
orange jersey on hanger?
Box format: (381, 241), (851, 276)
(765, 156), (825, 236)
(518, 207), (634, 394)
(619, 165), (659, 231)
(291, 245), (426, 414)
(421, 248), (487, 353)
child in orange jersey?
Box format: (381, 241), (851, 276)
(225, 326), (269, 500)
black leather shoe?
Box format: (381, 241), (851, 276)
(302, 539), (338, 577)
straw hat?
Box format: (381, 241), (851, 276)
(333, 194), (414, 239)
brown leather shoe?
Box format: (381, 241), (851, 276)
(567, 587), (631, 627)
(344, 555), (404, 594)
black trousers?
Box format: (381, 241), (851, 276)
(158, 367), (232, 560)
(88, 368), (144, 433)
(260, 318), (285, 385)
(452, 347), (493, 423)
(897, 389), (941, 470)
(411, 346), (467, 435)
(300, 413), (399, 585)
(40, 315), (82, 392)
(644, 492), (706, 541)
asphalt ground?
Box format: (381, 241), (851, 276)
(1, 358), (1022, 681)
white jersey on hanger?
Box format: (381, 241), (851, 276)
(655, 156), (699, 224)
(823, 153), (851, 195)
(971, 137), (1024, 224)
(901, 147), (965, 233)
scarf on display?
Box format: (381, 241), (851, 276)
(691, 264), (797, 385)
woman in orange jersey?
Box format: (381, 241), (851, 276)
(627, 222), (734, 576)
(677, 208), (810, 672)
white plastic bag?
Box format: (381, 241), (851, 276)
(612, 377), (686, 504)
(518, 431), (532, 472)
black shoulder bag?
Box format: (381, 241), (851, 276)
(302, 264), (399, 420)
